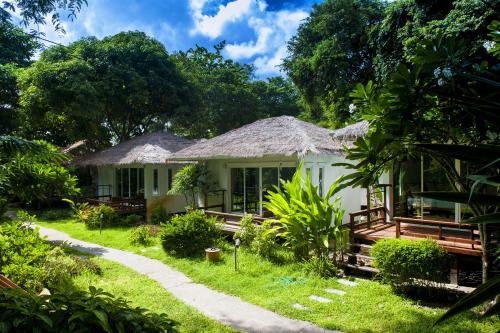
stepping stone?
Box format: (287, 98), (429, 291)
(308, 295), (331, 303)
(292, 303), (309, 311)
(325, 288), (346, 296)
(338, 278), (357, 287)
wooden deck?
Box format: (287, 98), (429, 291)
(85, 197), (146, 215)
(205, 210), (269, 233)
(353, 221), (482, 256)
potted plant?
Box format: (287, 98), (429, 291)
(205, 247), (221, 262)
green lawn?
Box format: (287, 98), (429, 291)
(40, 218), (499, 333)
(72, 256), (237, 333)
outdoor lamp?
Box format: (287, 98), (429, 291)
(234, 238), (240, 271)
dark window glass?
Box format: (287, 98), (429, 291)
(130, 168), (138, 197)
(122, 168), (130, 198)
(115, 169), (122, 197)
(138, 168), (144, 195)
(231, 168), (244, 212)
(245, 168), (259, 214)
(153, 169), (159, 195)
(318, 167), (324, 197)
(168, 169), (173, 191)
(262, 168), (279, 210)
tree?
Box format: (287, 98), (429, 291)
(172, 43), (303, 137)
(18, 31), (196, 147)
(283, 0), (385, 127)
(0, 21), (39, 135)
(0, 0), (87, 33)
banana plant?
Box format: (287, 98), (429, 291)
(263, 162), (345, 260)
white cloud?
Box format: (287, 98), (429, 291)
(223, 7), (307, 77)
(190, 0), (265, 39)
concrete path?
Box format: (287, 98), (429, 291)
(37, 226), (340, 333)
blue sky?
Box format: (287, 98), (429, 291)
(14, 0), (321, 78)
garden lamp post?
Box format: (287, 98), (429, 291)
(234, 238), (240, 271)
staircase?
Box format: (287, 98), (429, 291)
(338, 243), (379, 275)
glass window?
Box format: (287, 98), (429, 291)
(115, 169), (122, 197)
(318, 167), (324, 197)
(153, 169), (159, 196)
(122, 168), (130, 198)
(279, 167), (296, 186)
(138, 168), (144, 196)
(422, 158), (455, 221)
(167, 169), (173, 191)
(245, 168), (260, 214)
(130, 168), (138, 197)
(231, 168), (245, 212)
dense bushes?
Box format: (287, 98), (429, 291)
(0, 214), (100, 292)
(160, 210), (221, 257)
(371, 238), (451, 290)
(233, 214), (257, 246)
(150, 206), (170, 225)
(302, 257), (339, 278)
(73, 203), (117, 229)
(130, 225), (154, 246)
(0, 286), (177, 333)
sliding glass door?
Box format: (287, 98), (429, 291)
(230, 166), (296, 215)
(115, 167), (145, 198)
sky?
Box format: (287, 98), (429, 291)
(16, 0), (321, 78)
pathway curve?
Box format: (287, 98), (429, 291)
(37, 226), (340, 333)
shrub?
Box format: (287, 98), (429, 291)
(160, 210), (221, 257)
(122, 214), (144, 226)
(371, 238), (451, 290)
(0, 286), (177, 333)
(302, 257), (339, 279)
(38, 208), (73, 220)
(250, 220), (278, 258)
(0, 217), (99, 292)
(151, 206), (170, 225)
(233, 214), (256, 246)
(82, 204), (117, 229)
(130, 225), (153, 246)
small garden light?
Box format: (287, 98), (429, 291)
(234, 238), (240, 271)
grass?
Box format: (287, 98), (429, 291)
(39, 217), (500, 333)
(72, 256), (237, 333)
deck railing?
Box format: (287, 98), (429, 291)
(348, 206), (387, 244)
(393, 217), (480, 249)
(86, 197), (146, 215)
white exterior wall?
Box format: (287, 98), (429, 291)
(302, 153), (366, 224)
(95, 164), (189, 218)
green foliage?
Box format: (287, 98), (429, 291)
(302, 257), (339, 279)
(122, 214), (143, 226)
(150, 206), (170, 225)
(371, 239), (451, 290)
(263, 163), (345, 260)
(284, 0), (385, 126)
(160, 210), (221, 257)
(233, 214), (257, 247)
(80, 204), (117, 229)
(172, 44), (302, 137)
(0, 0), (87, 32)
(250, 220), (279, 259)
(129, 225), (153, 246)
(17, 31), (194, 147)
(168, 164), (215, 208)
(0, 286), (177, 333)
(38, 208), (73, 220)
(0, 215), (99, 292)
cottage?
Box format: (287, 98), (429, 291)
(169, 116), (378, 222)
(76, 131), (195, 217)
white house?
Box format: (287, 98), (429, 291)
(76, 131), (195, 217)
(170, 116), (376, 222)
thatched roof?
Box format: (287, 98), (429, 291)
(170, 116), (346, 160)
(331, 120), (369, 141)
(77, 131), (194, 166)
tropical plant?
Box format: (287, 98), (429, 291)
(167, 164), (215, 209)
(302, 256), (340, 279)
(263, 163), (346, 260)
(129, 225), (153, 246)
(233, 214), (257, 247)
(0, 286), (177, 333)
(150, 206), (170, 225)
(250, 220), (279, 259)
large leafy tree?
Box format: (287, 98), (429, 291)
(0, 21), (38, 135)
(18, 31), (195, 147)
(283, 0), (385, 127)
(173, 43), (302, 137)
